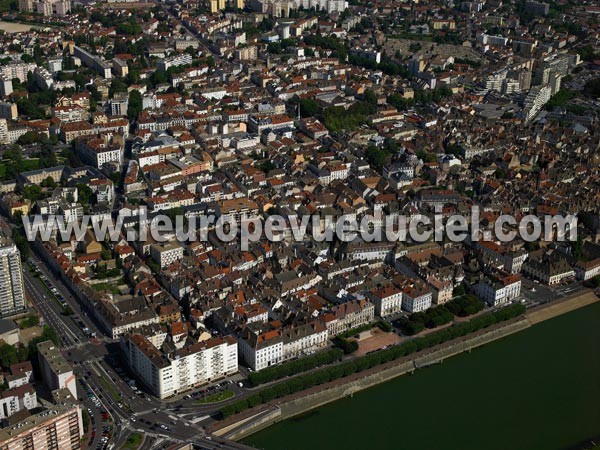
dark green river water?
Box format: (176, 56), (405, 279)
(244, 302), (600, 450)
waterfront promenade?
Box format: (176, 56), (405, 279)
(213, 289), (599, 441)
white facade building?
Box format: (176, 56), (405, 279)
(123, 334), (238, 399)
(0, 241), (25, 317)
(475, 274), (521, 306)
(369, 286), (403, 317)
(401, 285), (433, 313)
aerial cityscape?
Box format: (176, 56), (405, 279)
(0, 0), (597, 448)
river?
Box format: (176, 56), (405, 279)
(244, 302), (600, 450)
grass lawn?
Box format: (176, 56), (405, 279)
(0, 159), (40, 179)
(196, 390), (234, 404)
(91, 282), (122, 295)
(121, 433), (143, 450)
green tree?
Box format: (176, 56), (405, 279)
(127, 89), (143, 121)
(77, 183), (94, 205)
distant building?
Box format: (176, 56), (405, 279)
(0, 102), (18, 120)
(525, 0), (549, 16)
(73, 46), (111, 79)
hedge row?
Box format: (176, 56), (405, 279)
(338, 322), (374, 339)
(247, 348), (344, 386)
(221, 303), (525, 418)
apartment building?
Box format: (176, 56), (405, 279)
(217, 197), (260, 225)
(0, 102), (18, 120)
(475, 273), (521, 306)
(0, 241), (25, 318)
(150, 243), (184, 269)
(368, 286), (403, 317)
(37, 341), (77, 399)
(0, 384), (37, 419)
(73, 46), (111, 79)
(157, 53), (193, 72)
(0, 62), (37, 83)
(320, 299), (374, 336)
(122, 333), (238, 399)
(0, 397), (83, 450)
(239, 321), (328, 371)
(75, 134), (124, 168)
(401, 283), (433, 313)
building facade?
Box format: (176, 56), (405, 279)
(0, 241), (25, 318)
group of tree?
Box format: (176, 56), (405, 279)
(303, 34), (348, 60)
(584, 78), (600, 99)
(333, 337), (359, 354)
(322, 99), (376, 132)
(0, 325), (59, 370)
(396, 305), (455, 336)
(220, 304), (526, 418)
(349, 54), (409, 78)
(127, 90), (143, 121)
(365, 138), (403, 171)
(247, 348), (343, 386)
(446, 294), (485, 317)
(337, 322), (373, 339)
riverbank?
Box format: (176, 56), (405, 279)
(214, 289), (598, 441)
(245, 300), (600, 450)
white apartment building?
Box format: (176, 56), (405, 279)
(0, 384), (37, 419)
(238, 328), (283, 371)
(281, 322), (328, 361)
(75, 134), (124, 168)
(0, 62), (37, 83)
(111, 97), (128, 116)
(0, 241), (25, 317)
(475, 274), (522, 306)
(402, 285), (433, 313)
(369, 286), (403, 317)
(157, 53), (193, 72)
(123, 334), (238, 399)
(0, 76), (13, 97)
(320, 299), (374, 337)
(523, 85), (551, 122)
(150, 243), (184, 269)
(37, 340), (77, 399)
(239, 321), (328, 371)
